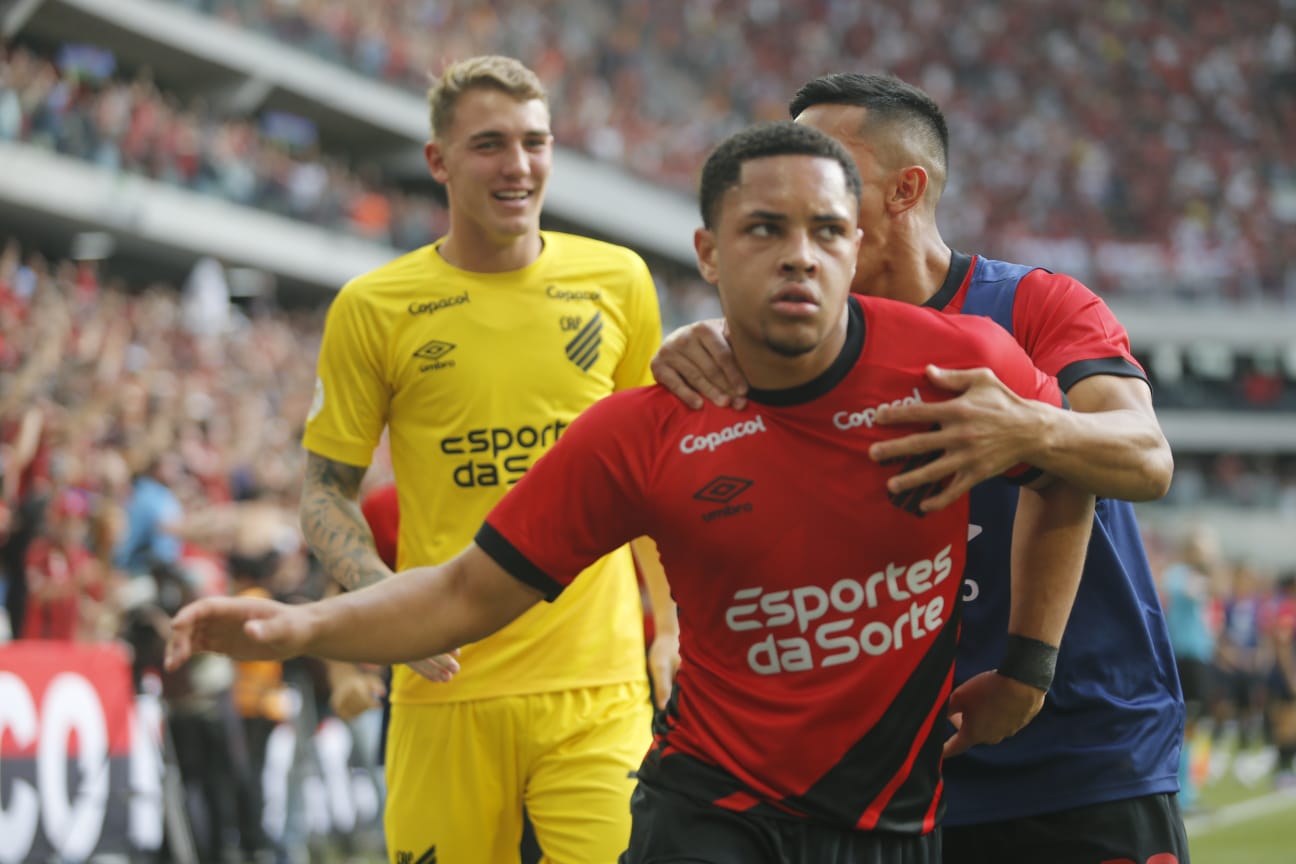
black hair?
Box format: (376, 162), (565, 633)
(698, 121), (863, 229)
(789, 73), (948, 173)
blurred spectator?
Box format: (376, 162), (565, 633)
(1213, 562), (1271, 756)
(1160, 524), (1222, 810)
(115, 452), (184, 579)
(1264, 574), (1296, 788)
(21, 489), (101, 640)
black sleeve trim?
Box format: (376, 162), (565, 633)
(1057, 356), (1147, 393)
(475, 522), (565, 602)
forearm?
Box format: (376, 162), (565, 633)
(633, 536), (677, 636)
(1007, 480), (1095, 645)
(1026, 400), (1172, 502)
(299, 468), (388, 590)
(303, 548), (539, 664)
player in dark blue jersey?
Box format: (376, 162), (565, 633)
(654, 74), (1187, 863)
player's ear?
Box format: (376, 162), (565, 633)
(694, 227), (719, 285)
(425, 140), (450, 185)
(886, 165), (929, 216)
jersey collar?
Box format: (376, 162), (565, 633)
(922, 251), (974, 312)
(747, 296), (865, 407)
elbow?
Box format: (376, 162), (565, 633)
(1131, 439), (1175, 502)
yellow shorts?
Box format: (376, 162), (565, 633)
(383, 680), (651, 864)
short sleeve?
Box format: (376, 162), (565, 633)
(611, 253), (663, 391)
(965, 315), (1065, 410)
(476, 392), (652, 599)
(1011, 270), (1146, 392)
(301, 285), (390, 467)
(960, 315), (1066, 485)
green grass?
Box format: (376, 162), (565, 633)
(1185, 746), (1296, 863)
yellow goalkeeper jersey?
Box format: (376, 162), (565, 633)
(303, 232), (662, 703)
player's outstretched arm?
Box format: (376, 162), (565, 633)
(869, 366), (1172, 509)
(943, 478), (1094, 757)
(650, 318), (749, 410)
(167, 543), (544, 670)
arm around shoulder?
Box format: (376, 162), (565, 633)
(1032, 374), (1173, 501)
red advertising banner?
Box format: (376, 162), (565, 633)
(0, 641), (160, 863)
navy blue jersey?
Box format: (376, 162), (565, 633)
(929, 253), (1184, 825)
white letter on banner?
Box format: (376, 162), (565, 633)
(0, 673), (39, 864)
(129, 692), (164, 850)
(38, 673), (108, 861)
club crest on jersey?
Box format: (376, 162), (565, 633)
(565, 311), (602, 372)
(414, 340), (457, 372)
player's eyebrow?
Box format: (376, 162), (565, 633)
(742, 209), (850, 224)
(467, 129), (551, 143)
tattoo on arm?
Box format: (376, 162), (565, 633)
(300, 453), (389, 591)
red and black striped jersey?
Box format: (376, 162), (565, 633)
(478, 294), (1062, 834)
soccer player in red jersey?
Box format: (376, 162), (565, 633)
(653, 75), (1188, 864)
(164, 122), (1095, 864)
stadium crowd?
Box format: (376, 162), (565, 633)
(169, 0), (1296, 300)
(0, 238), (342, 860)
(0, 41), (448, 250)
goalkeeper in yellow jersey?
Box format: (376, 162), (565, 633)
(298, 55), (674, 864)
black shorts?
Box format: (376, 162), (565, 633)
(620, 781), (940, 864)
(1176, 656), (1211, 712)
(941, 792), (1189, 864)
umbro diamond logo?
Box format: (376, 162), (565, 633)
(414, 341), (455, 361)
(695, 476), (755, 523)
(414, 340), (456, 372)
(693, 476), (753, 504)
(565, 311), (602, 372)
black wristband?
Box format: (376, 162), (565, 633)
(996, 634), (1059, 692)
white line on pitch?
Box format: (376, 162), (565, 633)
(1186, 787), (1296, 836)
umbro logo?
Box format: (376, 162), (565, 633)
(695, 476), (754, 522)
(565, 311), (602, 372)
(414, 340), (456, 372)
(694, 476), (752, 504)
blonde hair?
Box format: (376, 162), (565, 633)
(427, 56), (547, 139)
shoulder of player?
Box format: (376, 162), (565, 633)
(1007, 262), (1103, 307)
(567, 385), (691, 436)
(541, 232), (650, 283)
(336, 245), (441, 302)
(861, 294), (1018, 356)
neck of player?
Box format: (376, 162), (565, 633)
(856, 226), (951, 306)
(437, 226), (543, 273)
(733, 303), (851, 393)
